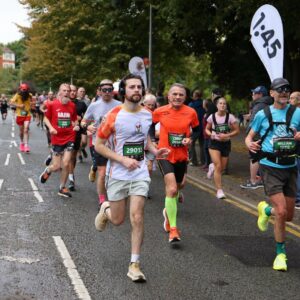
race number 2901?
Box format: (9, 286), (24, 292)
(252, 12), (281, 59)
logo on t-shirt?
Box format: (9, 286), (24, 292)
(135, 121), (142, 133)
(57, 112), (71, 128)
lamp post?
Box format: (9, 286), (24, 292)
(148, 4), (153, 89)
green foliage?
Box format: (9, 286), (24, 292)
(0, 68), (21, 95)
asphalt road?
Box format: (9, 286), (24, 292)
(1, 113), (300, 300)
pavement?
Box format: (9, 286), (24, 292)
(186, 127), (300, 225)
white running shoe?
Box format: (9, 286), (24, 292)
(216, 189), (226, 199)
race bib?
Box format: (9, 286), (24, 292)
(58, 118), (71, 128)
(215, 124), (230, 134)
(20, 110), (28, 116)
(273, 137), (296, 155)
(168, 133), (185, 147)
(123, 141), (144, 161)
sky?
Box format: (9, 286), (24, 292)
(0, 0), (31, 44)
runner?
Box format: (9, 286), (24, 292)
(0, 94), (8, 121)
(245, 78), (300, 271)
(205, 97), (239, 199)
(39, 83), (79, 198)
(81, 79), (120, 208)
(94, 74), (169, 282)
(68, 85), (87, 191)
(153, 83), (200, 243)
(10, 83), (32, 153)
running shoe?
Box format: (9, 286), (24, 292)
(127, 262), (146, 282)
(78, 154), (83, 163)
(257, 201), (270, 232)
(178, 192), (184, 203)
(81, 148), (88, 158)
(240, 180), (263, 189)
(44, 154), (52, 166)
(169, 227), (181, 243)
(68, 180), (75, 191)
(163, 208), (170, 233)
(88, 166), (96, 182)
(95, 201), (110, 231)
(207, 163), (214, 179)
(24, 145), (30, 153)
(216, 189), (226, 199)
(295, 203), (300, 210)
(58, 187), (72, 198)
(273, 253), (287, 271)
(19, 143), (25, 152)
(39, 167), (51, 184)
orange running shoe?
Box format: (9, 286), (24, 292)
(163, 208), (170, 233)
(169, 227), (181, 243)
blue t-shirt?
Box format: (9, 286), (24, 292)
(251, 104), (300, 168)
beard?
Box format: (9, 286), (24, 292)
(20, 91), (29, 101)
(127, 94), (142, 103)
(61, 96), (70, 104)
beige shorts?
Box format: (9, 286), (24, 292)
(105, 177), (151, 201)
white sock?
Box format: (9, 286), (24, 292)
(69, 174), (74, 181)
(130, 254), (140, 263)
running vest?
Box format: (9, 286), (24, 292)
(212, 113), (230, 134)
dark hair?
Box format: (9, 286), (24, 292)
(119, 74), (145, 96)
(205, 101), (217, 119)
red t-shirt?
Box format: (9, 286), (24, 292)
(153, 104), (199, 163)
(45, 99), (77, 145)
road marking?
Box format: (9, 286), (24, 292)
(0, 256), (40, 264)
(17, 153), (25, 165)
(188, 178), (300, 239)
(0, 179), (3, 190)
(4, 154), (10, 166)
(0, 212), (30, 217)
(11, 132), (15, 138)
(12, 126), (14, 132)
(28, 178), (44, 203)
(28, 178), (38, 191)
(53, 236), (91, 300)
(12, 140), (17, 147)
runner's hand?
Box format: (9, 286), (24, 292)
(248, 140), (261, 153)
(87, 124), (97, 134)
(182, 138), (191, 146)
(122, 157), (140, 171)
(293, 129), (300, 141)
(49, 127), (57, 135)
(73, 125), (80, 131)
(156, 148), (170, 159)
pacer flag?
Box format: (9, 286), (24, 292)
(128, 56), (148, 88)
(250, 4), (283, 81)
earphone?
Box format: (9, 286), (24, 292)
(119, 74), (145, 96)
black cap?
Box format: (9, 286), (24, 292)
(270, 78), (291, 90)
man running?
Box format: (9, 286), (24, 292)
(153, 83), (200, 243)
(10, 83), (32, 153)
(0, 94), (8, 121)
(81, 79), (121, 208)
(246, 78), (300, 271)
(39, 83), (79, 198)
(94, 74), (169, 282)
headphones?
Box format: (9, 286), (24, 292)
(119, 74), (145, 97)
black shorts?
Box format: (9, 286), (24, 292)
(208, 140), (231, 157)
(52, 141), (74, 155)
(259, 164), (297, 197)
(90, 145), (108, 167)
(74, 132), (82, 151)
(157, 159), (187, 183)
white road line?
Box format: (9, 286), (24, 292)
(13, 141), (17, 148)
(9, 144), (12, 148)
(53, 236), (91, 300)
(17, 153), (25, 165)
(28, 178), (38, 191)
(0, 179), (3, 190)
(12, 126), (14, 132)
(11, 132), (15, 138)
(33, 191), (44, 203)
(4, 154), (10, 166)
(0, 256), (40, 264)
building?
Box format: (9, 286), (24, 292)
(0, 47), (15, 69)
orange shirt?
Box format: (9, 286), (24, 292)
(153, 104), (199, 163)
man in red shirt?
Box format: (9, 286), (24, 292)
(39, 83), (79, 197)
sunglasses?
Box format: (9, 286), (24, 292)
(101, 87), (113, 93)
(274, 86), (291, 93)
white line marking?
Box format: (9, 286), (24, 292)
(11, 132), (15, 138)
(33, 191), (44, 203)
(4, 154), (10, 166)
(17, 153), (25, 165)
(0, 256), (40, 264)
(12, 141), (17, 147)
(9, 145), (12, 148)
(12, 126), (14, 132)
(0, 212), (30, 217)
(0, 179), (3, 190)
(53, 236), (91, 300)
(28, 178), (38, 191)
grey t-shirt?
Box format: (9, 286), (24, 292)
(83, 98), (121, 144)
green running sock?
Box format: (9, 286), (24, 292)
(276, 242), (286, 255)
(265, 205), (272, 216)
(165, 196), (177, 227)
